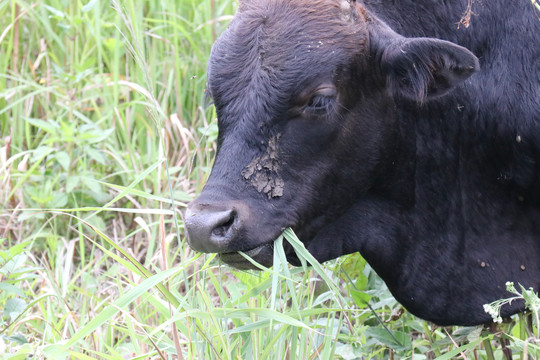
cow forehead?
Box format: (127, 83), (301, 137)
(207, 0), (367, 111)
(238, 0), (357, 19)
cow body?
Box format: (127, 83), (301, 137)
(185, 0), (540, 325)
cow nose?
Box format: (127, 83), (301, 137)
(184, 203), (239, 253)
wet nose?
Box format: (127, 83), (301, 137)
(184, 202), (240, 253)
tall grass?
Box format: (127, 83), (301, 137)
(1, 0), (539, 359)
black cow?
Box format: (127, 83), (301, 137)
(185, 0), (540, 326)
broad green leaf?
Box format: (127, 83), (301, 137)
(24, 118), (59, 134)
(66, 176), (80, 193)
(55, 151), (70, 171)
(3, 298), (27, 322)
(31, 146), (54, 163)
(350, 287), (371, 307)
(365, 327), (411, 351)
(6, 334), (28, 345)
(86, 147), (107, 165)
(0, 282), (25, 297)
(48, 192), (68, 208)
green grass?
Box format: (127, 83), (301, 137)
(1, 0), (539, 359)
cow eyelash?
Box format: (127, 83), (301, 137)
(305, 94), (335, 113)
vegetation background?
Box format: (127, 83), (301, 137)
(0, 0), (538, 359)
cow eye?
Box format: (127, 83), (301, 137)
(305, 86), (337, 114)
(307, 95), (333, 110)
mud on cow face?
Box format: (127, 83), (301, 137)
(185, 0), (478, 269)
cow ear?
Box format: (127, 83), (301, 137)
(380, 38), (479, 103)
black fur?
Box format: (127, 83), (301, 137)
(185, 0), (540, 326)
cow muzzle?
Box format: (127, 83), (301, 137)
(184, 201), (242, 253)
(184, 199), (278, 269)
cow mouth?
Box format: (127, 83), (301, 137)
(218, 242), (275, 270)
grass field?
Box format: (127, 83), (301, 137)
(1, 0), (539, 359)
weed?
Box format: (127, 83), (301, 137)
(0, 1), (537, 359)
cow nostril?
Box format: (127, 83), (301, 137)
(185, 204), (243, 253)
(211, 210), (236, 239)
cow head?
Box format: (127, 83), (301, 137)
(185, 0), (479, 269)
